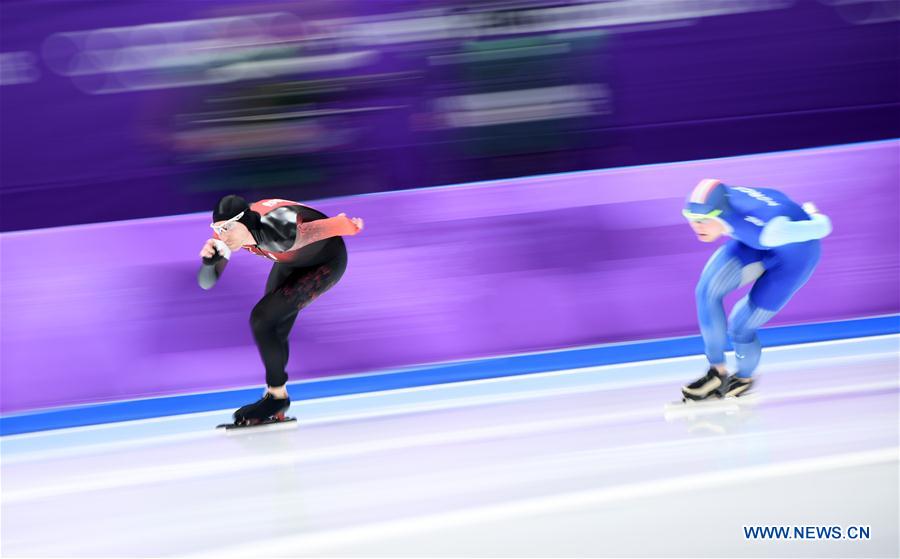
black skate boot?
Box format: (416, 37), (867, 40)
(681, 367), (726, 401)
(719, 374), (754, 398)
(232, 392), (292, 426)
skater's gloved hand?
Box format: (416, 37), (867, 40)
(801, 202), (832, 237)
(200, 238), (231, 263)
(337, 213), (364, 235)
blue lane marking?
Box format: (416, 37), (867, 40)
(1, 315), (897, 436)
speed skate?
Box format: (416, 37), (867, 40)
(216, 414), (298, 433)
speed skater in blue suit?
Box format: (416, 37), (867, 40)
(680, 179), (833, 401)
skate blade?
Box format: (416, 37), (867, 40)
(216, 416), (298, 434)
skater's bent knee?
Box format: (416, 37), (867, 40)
(249, 307), (279, 333)
(695, 281), (724, 304)
(727, 326), (756, 343)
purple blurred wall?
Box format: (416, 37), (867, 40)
(1, 141), (898, 413)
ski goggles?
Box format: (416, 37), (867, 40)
(210, 211), (245, 235)
(681, 208), (723, 222)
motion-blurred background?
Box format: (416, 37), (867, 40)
(2, 0), (897, 230)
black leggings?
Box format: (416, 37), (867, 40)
(249, 245), (347, 387)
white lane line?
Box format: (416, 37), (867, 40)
(3, 378), (897, 501)
(189, 447), (900, 557)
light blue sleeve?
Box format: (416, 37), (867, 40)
(758, 214), (832, 247)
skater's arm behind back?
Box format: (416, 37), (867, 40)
(289, 213), (363, 251)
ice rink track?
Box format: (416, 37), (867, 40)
(2, 334), (898, 557)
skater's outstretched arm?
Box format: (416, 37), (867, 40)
(197, 238), (231, 290)
(289, 213), (363, 251)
